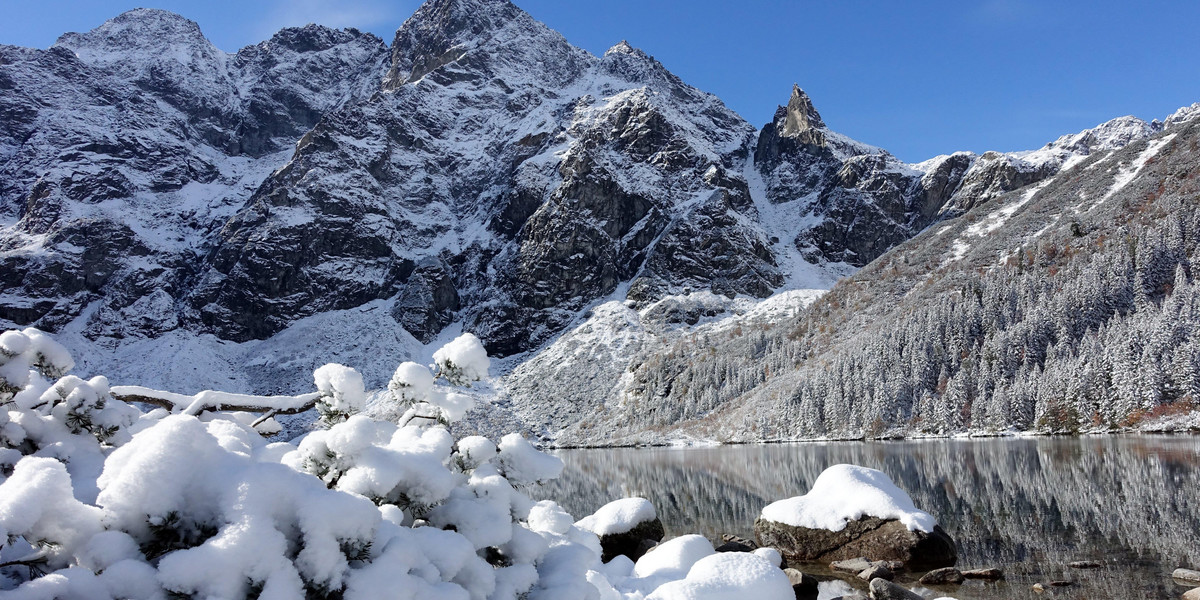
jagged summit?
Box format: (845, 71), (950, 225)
(54, 8), (212, 57)
(1036, 114), (1161, 157)
(255, 23), (385, 54)
(780, 84), (826, 145)
(606, 40), (636, 56)
(1166, 102), (1200, 126)
(384, 0), (538, 86)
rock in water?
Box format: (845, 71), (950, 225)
(867, 578), (924, 600)
(831, 557), (876, 573)
(918, 567), (964, 585)
(1068, 560), (1102, 569)
(755, 465), (956, 570)
(575, 497), (665, 562)
(962, 567), (1004, 580)
(859, 564), (894, 581)
(715, 534), (757, 553)
(782, 568), (819, 600)
(1175, 568), (1200, 584)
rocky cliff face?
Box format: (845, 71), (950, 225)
(0, 0), (1180, 411)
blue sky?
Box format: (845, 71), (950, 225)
(2, 0), (1198, 162)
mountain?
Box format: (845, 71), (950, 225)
(2, 0), (1194, 443)
(528, 108), (1200, 446)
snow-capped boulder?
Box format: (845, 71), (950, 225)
(753, 465), (957, 570)
(576, 497), (665, 562)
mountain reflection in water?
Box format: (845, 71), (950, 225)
(531, 435), (1200, 599)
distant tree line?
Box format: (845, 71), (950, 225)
(779, 198), (1200, 437)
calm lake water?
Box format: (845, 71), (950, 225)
(531, 435), (1200, 600)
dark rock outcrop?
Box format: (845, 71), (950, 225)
(754, 516), (957, 571)
(782, 568), (818, 600)
(391, 257), (460, 342)
(961, 568), (1003, 580)
(596, 518), (665, 563)
(715, 534), (758, 553)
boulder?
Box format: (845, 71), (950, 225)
(918, 567), (963, 585)
(867, 578), (924, 600)
(962, 567), (1004, 580)
(596, 518), (664, 563)
(756, 465), (957, 571)
(755, 515), (957, 571)
(1068, 560), (1101, 569)
(715, 534), (757, 553)
(1174, 568), (1200, 584)
(575, 497), (665, 563)
(831, 557), (876, 573)
(1183, 587), (1200, 600)
(782, 568), (819, 600)
(858, 564), (893, 581)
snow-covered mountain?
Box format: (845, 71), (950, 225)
(2, 0), (1192, 443)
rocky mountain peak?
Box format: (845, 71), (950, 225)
(257, 24), (384, 55)
(54, 9), (215, 62)
(781, 84), (826, 143)
(385, 0), (529, 86)
(1040, 114), (1160, 156)
(606, 40), (636, 56)
(1166, 102), (1200, 127)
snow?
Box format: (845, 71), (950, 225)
(0, 457), (104, 569)
(110, 385), (322, 414)
(965, 181), (1047, 238)
(631, 534), (714, 580)
(760, 464), (937, 533)
(496, 433), (565, 484)
(752, 547), (782, 568)
(433, 333), (491, 385)
(645, 552), (794, 600)
(576, 498), (658, 536)
(1102, 133), (1177, 202)
(313, 363), (368, 415)
(389, 361), (436, 405)
(3, 325), (839, 599)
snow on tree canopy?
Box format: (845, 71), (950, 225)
(2, 327), (824, 598)
(433, 333), (491, 385)
(759, 464), (937, 533)
(576, 497), (657, 536)
(313, 363), (367, 415)
(496, 433), (563, 485)
(389, 361), (435, 404)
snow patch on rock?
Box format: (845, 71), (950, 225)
(576, 498), (657, 536)
(760, 464), (936, 533)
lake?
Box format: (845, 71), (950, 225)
(532, 435), (1200, 599)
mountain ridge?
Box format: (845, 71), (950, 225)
(2, 1), (1196, 444)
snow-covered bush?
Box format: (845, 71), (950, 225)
(382, 335), (492, 426)
(313, 363), (367, 426)
(0, 328), (792, 599)
(433, 332), (491, 386)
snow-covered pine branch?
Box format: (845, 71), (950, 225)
(0, 329), (794, 599)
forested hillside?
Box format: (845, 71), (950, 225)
(545, 112), (1200, 444)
